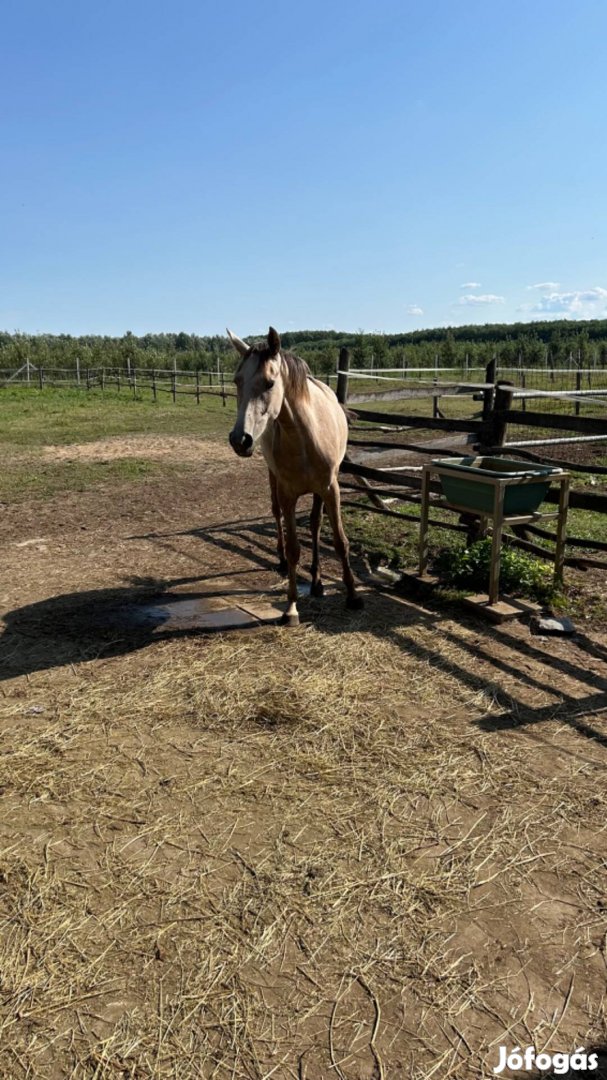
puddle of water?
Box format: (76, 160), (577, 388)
(128, 595), (283, 633)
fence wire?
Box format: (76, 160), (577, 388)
(497, 367), (607, 452)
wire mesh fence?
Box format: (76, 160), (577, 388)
(496, 367), (607, 448)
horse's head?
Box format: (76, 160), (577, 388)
(227, 326), (285, 457)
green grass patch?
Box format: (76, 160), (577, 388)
(342, 505), (462, 570)
(0, 457), (188, 504)
(0, 385), (233, 448)
(435, 539), (555, 602)
(341, 504), (598, 608)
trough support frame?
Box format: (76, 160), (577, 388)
(417, 462), (570, 615)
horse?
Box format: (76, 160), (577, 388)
(227, 326), (362, 626)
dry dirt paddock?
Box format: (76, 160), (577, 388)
(0, 434), (606, 1079)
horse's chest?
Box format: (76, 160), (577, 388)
(260, 429), (326, 495)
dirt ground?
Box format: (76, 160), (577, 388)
(1, 435), (606, 1079)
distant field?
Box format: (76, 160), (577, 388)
(0, 385), (233, 446)
(0, 386), (235, 503)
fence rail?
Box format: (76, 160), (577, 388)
(0, 365), (236, 405)
(337, 350), (607, 570)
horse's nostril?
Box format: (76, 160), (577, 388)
(229, 431), (253, 454)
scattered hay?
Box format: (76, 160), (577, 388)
(40, 435), (231, 465)
(0, 612), (606, 1077)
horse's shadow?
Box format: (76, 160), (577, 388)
(0, 569), (283, 683)
(3, 513), (607, 760)
(0, 508), (367, 682)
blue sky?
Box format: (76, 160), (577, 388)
(1, 0), (605, 337)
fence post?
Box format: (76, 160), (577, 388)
(86, 367), (90, 390)
(336, 347), (350, 405)
(482, 357), (496, 422)
(100, 367), (105, 392)
(172, 369), (177, 403)
(485, 381), (514, 448)
(39, 366), (44, 390)
(196, 369), (200, 404)
(521, 370), (526, 412)
(152, 369), (157, 401)
(221, 370), (226, 406)
(132, 366), (137, 398)
(575, 368), (582, 416)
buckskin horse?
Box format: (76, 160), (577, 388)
(227, 326), (362, 626)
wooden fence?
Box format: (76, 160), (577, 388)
(336, 350), (607, 571)
(0, 364), (236, 405)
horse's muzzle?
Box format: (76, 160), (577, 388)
(229, 431), (254, 457)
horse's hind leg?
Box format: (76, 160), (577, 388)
(323, 480), (363, 610)
(269, 470), (288, 574)
(310, 494), (324, 597)
(280, 495), (301, 627)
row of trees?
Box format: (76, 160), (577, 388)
(2, 320), (607, 377)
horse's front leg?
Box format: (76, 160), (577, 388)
(280, 494), (301, 627)
(323, 480), (363, 610)
(269, 470), (288, 574)
(310, 493), (324, 597)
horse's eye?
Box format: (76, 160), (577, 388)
(265, 379), (275, 391)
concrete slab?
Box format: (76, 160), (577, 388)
(235, 601), (284, 623)
(463, 594), (542, 623)
(126, 594), (282, 634)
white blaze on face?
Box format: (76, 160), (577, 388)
(232, 351), (284, 450)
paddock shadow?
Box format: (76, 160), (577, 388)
(3, 508), (607, 759)
(151, 513), (606, 746)
(0, 569), (287, 683)
(127, 509), (607, 753)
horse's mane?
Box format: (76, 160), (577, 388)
(280, 350), (311, 402)
(248, 343), (310, 402)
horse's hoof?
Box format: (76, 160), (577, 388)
(281, 612), (300, 628)
(310, 580), (324, 598)
(346, 594), (364, 611)
(278, 559), (289, 576)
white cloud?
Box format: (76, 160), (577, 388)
(527, 281), (560, 290)
(458, 294), (505, 306)
(460, 281), (481, 289)
(407, 305), (424, 316)
(529, 286), (607, 317)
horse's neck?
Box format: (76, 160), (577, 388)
(280, 380), (312, 424)
(268, 386), (309, 451)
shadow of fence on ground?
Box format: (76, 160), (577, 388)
(2, 510), (606, 758)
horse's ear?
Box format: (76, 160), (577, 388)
(226, 328), (249, 357)
(268, 326), (281, 355)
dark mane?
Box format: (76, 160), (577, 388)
(280, 350), (311, 401)
(248, 343), (310, 401)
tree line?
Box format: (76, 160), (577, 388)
(2, 318), (607, 378)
